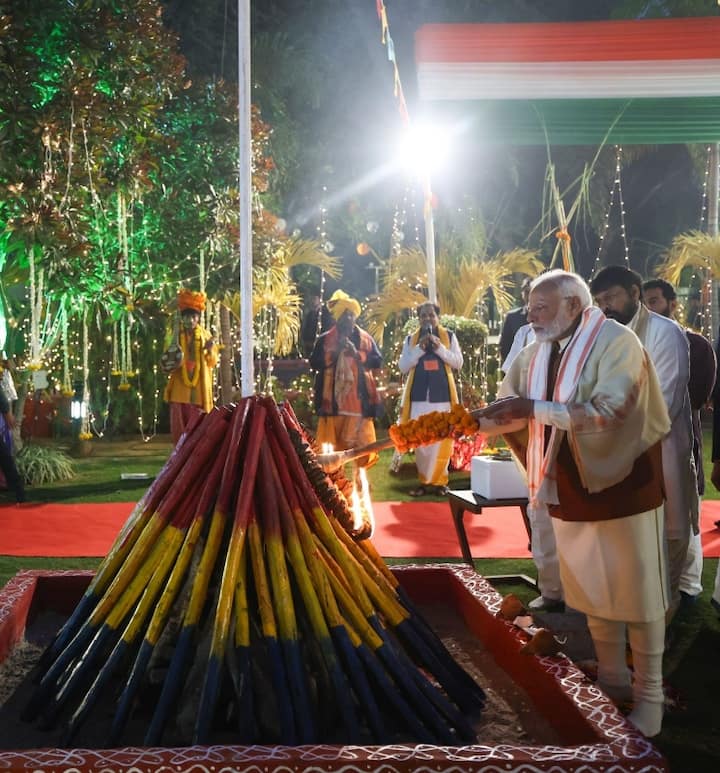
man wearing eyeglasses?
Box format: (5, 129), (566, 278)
(591, 265), (695, 627)
(477, 269), (670, 738)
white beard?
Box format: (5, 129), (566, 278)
(533, 308), (574, 343)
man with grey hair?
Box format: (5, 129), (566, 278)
(477, 269), (671, 738)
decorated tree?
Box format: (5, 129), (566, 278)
(0, 0), (339, 433)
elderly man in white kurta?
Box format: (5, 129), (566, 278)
(478, 270), (671, 738)
(591, 265), (696, 621)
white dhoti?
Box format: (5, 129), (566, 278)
(552, 506), (669, 622)
(679, 531), (704, 597)
(527, 503), (562, 601)
(410, 400), (452, 486)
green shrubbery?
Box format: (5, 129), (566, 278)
(17, 444), (75, 485)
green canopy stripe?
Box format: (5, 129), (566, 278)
(428, 97), (720, 146)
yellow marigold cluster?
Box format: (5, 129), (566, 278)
(389, 404), (480, 454)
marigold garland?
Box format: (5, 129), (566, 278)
(389, 403), (481, 454)
(180, 329), (202, 388)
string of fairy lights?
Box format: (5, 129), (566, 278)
(314, 184), (330, 342)
(592, 145), (630, 276)
(690, 145), (714, 337)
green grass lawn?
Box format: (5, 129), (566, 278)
(1, 426), (719, 766)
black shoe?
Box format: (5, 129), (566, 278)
(679, 590), (699, 610)
(408, 486), (427, 497)
(15, 488), (26, 504)
(711, 598), (720, 619)
(528, 595), (565, 613)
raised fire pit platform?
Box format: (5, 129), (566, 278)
(0, 565), (667, 772)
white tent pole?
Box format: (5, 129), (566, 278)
(238, 0), (254, 396)
(423, 172), (438, 305)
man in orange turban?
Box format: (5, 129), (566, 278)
(309, 290), (383, 479)
(162, 289), (219, 444)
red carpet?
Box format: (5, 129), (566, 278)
(2, 499), (720, 559)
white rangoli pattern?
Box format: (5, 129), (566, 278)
(0, 567), (667, 772)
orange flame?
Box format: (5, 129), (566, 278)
(350, 467), (375, 538)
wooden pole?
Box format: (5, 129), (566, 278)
(238, 0), (254, 396)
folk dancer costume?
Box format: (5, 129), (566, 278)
(310, 291), (383, 468)
(627, 303), (696, 617)
(398, 322), (463, 490)
(163, 290), (219, 444)
(480, 305), (671, 737)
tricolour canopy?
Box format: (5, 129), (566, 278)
(415, 16), (720, 145)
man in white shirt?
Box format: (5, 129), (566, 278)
(479, 269), (670, 737)
(398, 302), (463, 496)
(591, 265), (695, 622)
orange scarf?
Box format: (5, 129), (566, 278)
(320, 326), (379, 414)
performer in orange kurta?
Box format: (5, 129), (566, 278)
(162, 289), (218, 444)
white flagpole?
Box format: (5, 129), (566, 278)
(238, 0), (254, 396)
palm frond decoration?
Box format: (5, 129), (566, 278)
(213, 234), (337, 356)
(218, 270), (300, 357)
(656, 231), (720, 285)
(451, 260), (511, 319)
(363, 279), (426, 345)
(280, 238), (342, 279)
(254, 279), (301, 357)
(450, 249), (542, 318)
(382, 246), (428, 287)
(365, 241), (542, 341)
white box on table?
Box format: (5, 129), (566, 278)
(470, 455), (528, 499)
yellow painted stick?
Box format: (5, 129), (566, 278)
(247, 516), (277, 640)
(207, 401), (266, 663)
(312, 539), (384, 651)
(233, 538), (250, 649)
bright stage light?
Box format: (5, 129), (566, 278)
(399, 123), (451, 178)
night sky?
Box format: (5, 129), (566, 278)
(164, 0), (719, 294)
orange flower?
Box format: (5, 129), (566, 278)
(392, 405), (482, 452)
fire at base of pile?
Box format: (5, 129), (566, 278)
(19, 396), (486, 749)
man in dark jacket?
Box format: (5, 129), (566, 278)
(499, 277), (531, 366)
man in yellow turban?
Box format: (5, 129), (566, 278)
(162, 289), (219, 444)
(309, 290), (383, 478)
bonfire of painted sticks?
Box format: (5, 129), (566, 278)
(21, 395), (486, 748)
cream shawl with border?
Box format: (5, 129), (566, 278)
(493, 314), (670, 505)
